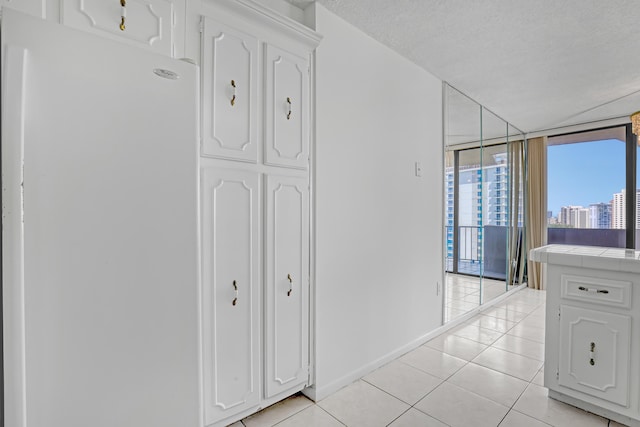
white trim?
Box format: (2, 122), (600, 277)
(304, 282), (528, 401)
(203, 0), (322, 50)
(307, 45), (317, 391)
(526, 116), (631, 139)
(2, 44), (28, 427)
(549, 390), (640, 427)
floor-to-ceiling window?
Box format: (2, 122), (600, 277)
(546, 125), (636, 248)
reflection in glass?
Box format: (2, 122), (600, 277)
(443, 84), (526, 323)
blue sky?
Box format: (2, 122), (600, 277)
(547, 139), (638, 216)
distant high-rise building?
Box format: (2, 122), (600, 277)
(611, 189), (640, 229)
(571, 207), (590, 229)
(444, 152), (523, 262)
(559, 205), (583, 227)
(612, 190), (625, 229)
(589, 203), (611, 229)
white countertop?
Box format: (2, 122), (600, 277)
(530, 244), (640, 273)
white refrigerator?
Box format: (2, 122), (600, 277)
(2, 9), (200, 427)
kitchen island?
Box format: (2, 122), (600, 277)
(530, 244), (640, 427)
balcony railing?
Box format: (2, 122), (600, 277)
(446, 225), (521, 280)
(547, 227), (640, 248)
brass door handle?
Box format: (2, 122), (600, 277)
(231, 80), (236, 106)
(286, 97), (292, 120)
(287, 274), (293, 296)
(119, 0), (126, 31)
(232, 280), (238, 306)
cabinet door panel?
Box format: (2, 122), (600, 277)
(265, 45), (309, 169)
(202, 168), (261, 424)
(265, 175), (309, 397)
(61, 0), (182, 56)
(202, 17), (258, 162)
(1, 0), (44, 18)
(559, 305), (631, 406)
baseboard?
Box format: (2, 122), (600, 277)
(304, 282), (529, 402)
(549, 389), (640, 427)
(304, 327), (445, 401)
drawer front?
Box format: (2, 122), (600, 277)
(559, 305), (631, 406)
(561, 274), (632, 309)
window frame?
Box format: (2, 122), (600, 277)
(547, 124), (636, 248)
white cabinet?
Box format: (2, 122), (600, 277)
(264, 45), (309, 169)
(559, 305), (631, 406)
(0, 0), (44, 17)
(530, 245), (640, 427)
(201, 168), (261, 425)
(201, 17), (258, 162)
(60, 0), (184, 57)
(265, 175), (309, 398)
(198, 2), (320, 426)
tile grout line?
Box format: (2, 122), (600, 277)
(398, 290), (548, 425)
(415, 293), (548, 425)
(314, 404), (348, 427)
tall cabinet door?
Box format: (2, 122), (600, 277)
(60, 0), (184, 57)
(201, 168), (261, 425)
(202, 17), (258, 162)
(265, 175), (309, 398)
(264, 45), (309, 169)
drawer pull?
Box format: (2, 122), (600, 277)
(578, 286), (609, 294)
(590, 342), (595, 366)
(232, 280), (238, 306)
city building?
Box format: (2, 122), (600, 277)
(573, 207), (590, 229)
(559, 205), (583, 227)
(444, 152), (522, 264)
(612, 189), (640, 229)
(612, 190), (625, 229)
(589, 202), (612, 229)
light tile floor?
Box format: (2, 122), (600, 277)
(444, 273), (511, 322)
(237, 287), (617, 427)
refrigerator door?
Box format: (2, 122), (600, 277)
(2, 9), (199, 427)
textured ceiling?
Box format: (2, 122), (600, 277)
(309, 0), (640, 134)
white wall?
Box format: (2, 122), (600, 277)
(310, 4), (445, 399)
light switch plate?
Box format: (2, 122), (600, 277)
(415, 162), (423, 177)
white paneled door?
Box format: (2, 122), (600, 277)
(264, 44), (309, 169)
(201, 168), (261, 425)
(264, 175), (309, 398)
(559, 305), (631, 406)
(202, 17), (259, 162)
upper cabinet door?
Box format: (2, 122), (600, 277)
(264, 175), (309, 398)
(202, 17), (258, 163)
(201, 168), (261, 425)
(1, 0), (45, 18)
(61, 0), (184, 57)
(264, 44), (309, 169)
